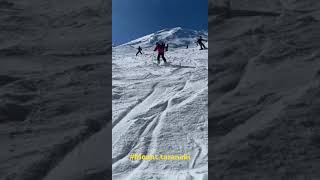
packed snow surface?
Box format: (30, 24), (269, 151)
(112, 29), (208, 180)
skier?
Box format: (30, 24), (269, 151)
(136, 46), (143, 56)
(154, 42), (167, 64)
(197, 36), (207, 50)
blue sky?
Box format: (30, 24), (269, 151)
(112, 0), (208, 45)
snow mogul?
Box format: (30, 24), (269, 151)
(154, 41), (168, 64)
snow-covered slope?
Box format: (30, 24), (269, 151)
(0, 0), (111, 56)
(0, 1), (112, 180)
(208, 0), (320, 179)
(120, 27), (208, 48)
(23, 28), (208, 180)
(111, 29), (208, 179)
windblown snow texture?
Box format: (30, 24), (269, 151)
(112, 28), (208, 179)
(0, 0), (112, 180)
(209, 0), (320, 179)
(121, 27), (208, 49)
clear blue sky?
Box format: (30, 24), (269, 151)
(112, 0), (208, 45)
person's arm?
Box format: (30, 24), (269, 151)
(154, 46), (157, 51)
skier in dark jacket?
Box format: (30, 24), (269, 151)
(136, 46), (142, 56)
(154, 42), (167, 64)
(197, 36), (207, 50)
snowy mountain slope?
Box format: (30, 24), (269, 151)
(0, 0), (111, 56)
(0, 0), (112, 180)
(24, 28), (208, 180)
(120, 27), (208, 48)
(208, 0), (320, 179)
(111, 31), (208, 179)
(0, 55), (112, 180)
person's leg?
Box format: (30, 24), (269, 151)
(139, 51), (142, 54)
(201, 42), (206, 49)
(162, 54), (167, 63)
(199, 43), (204, 50)
(136, 51), (139, 56)
(157, 54), (160, 64)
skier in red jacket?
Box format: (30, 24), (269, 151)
(154, 42), (168, 64)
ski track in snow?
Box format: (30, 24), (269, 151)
(41, 31), (208, 180)
(112, 46), (208, 180)
(112, 82), (159, 129)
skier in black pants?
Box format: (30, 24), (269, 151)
(154, 42), (167, 64)
(136, 46), (142, 56)
(197, 36), (207, 50)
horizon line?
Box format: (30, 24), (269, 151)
(113, 26), (208, 46)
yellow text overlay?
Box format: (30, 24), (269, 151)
(129, 154), (191, 161)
